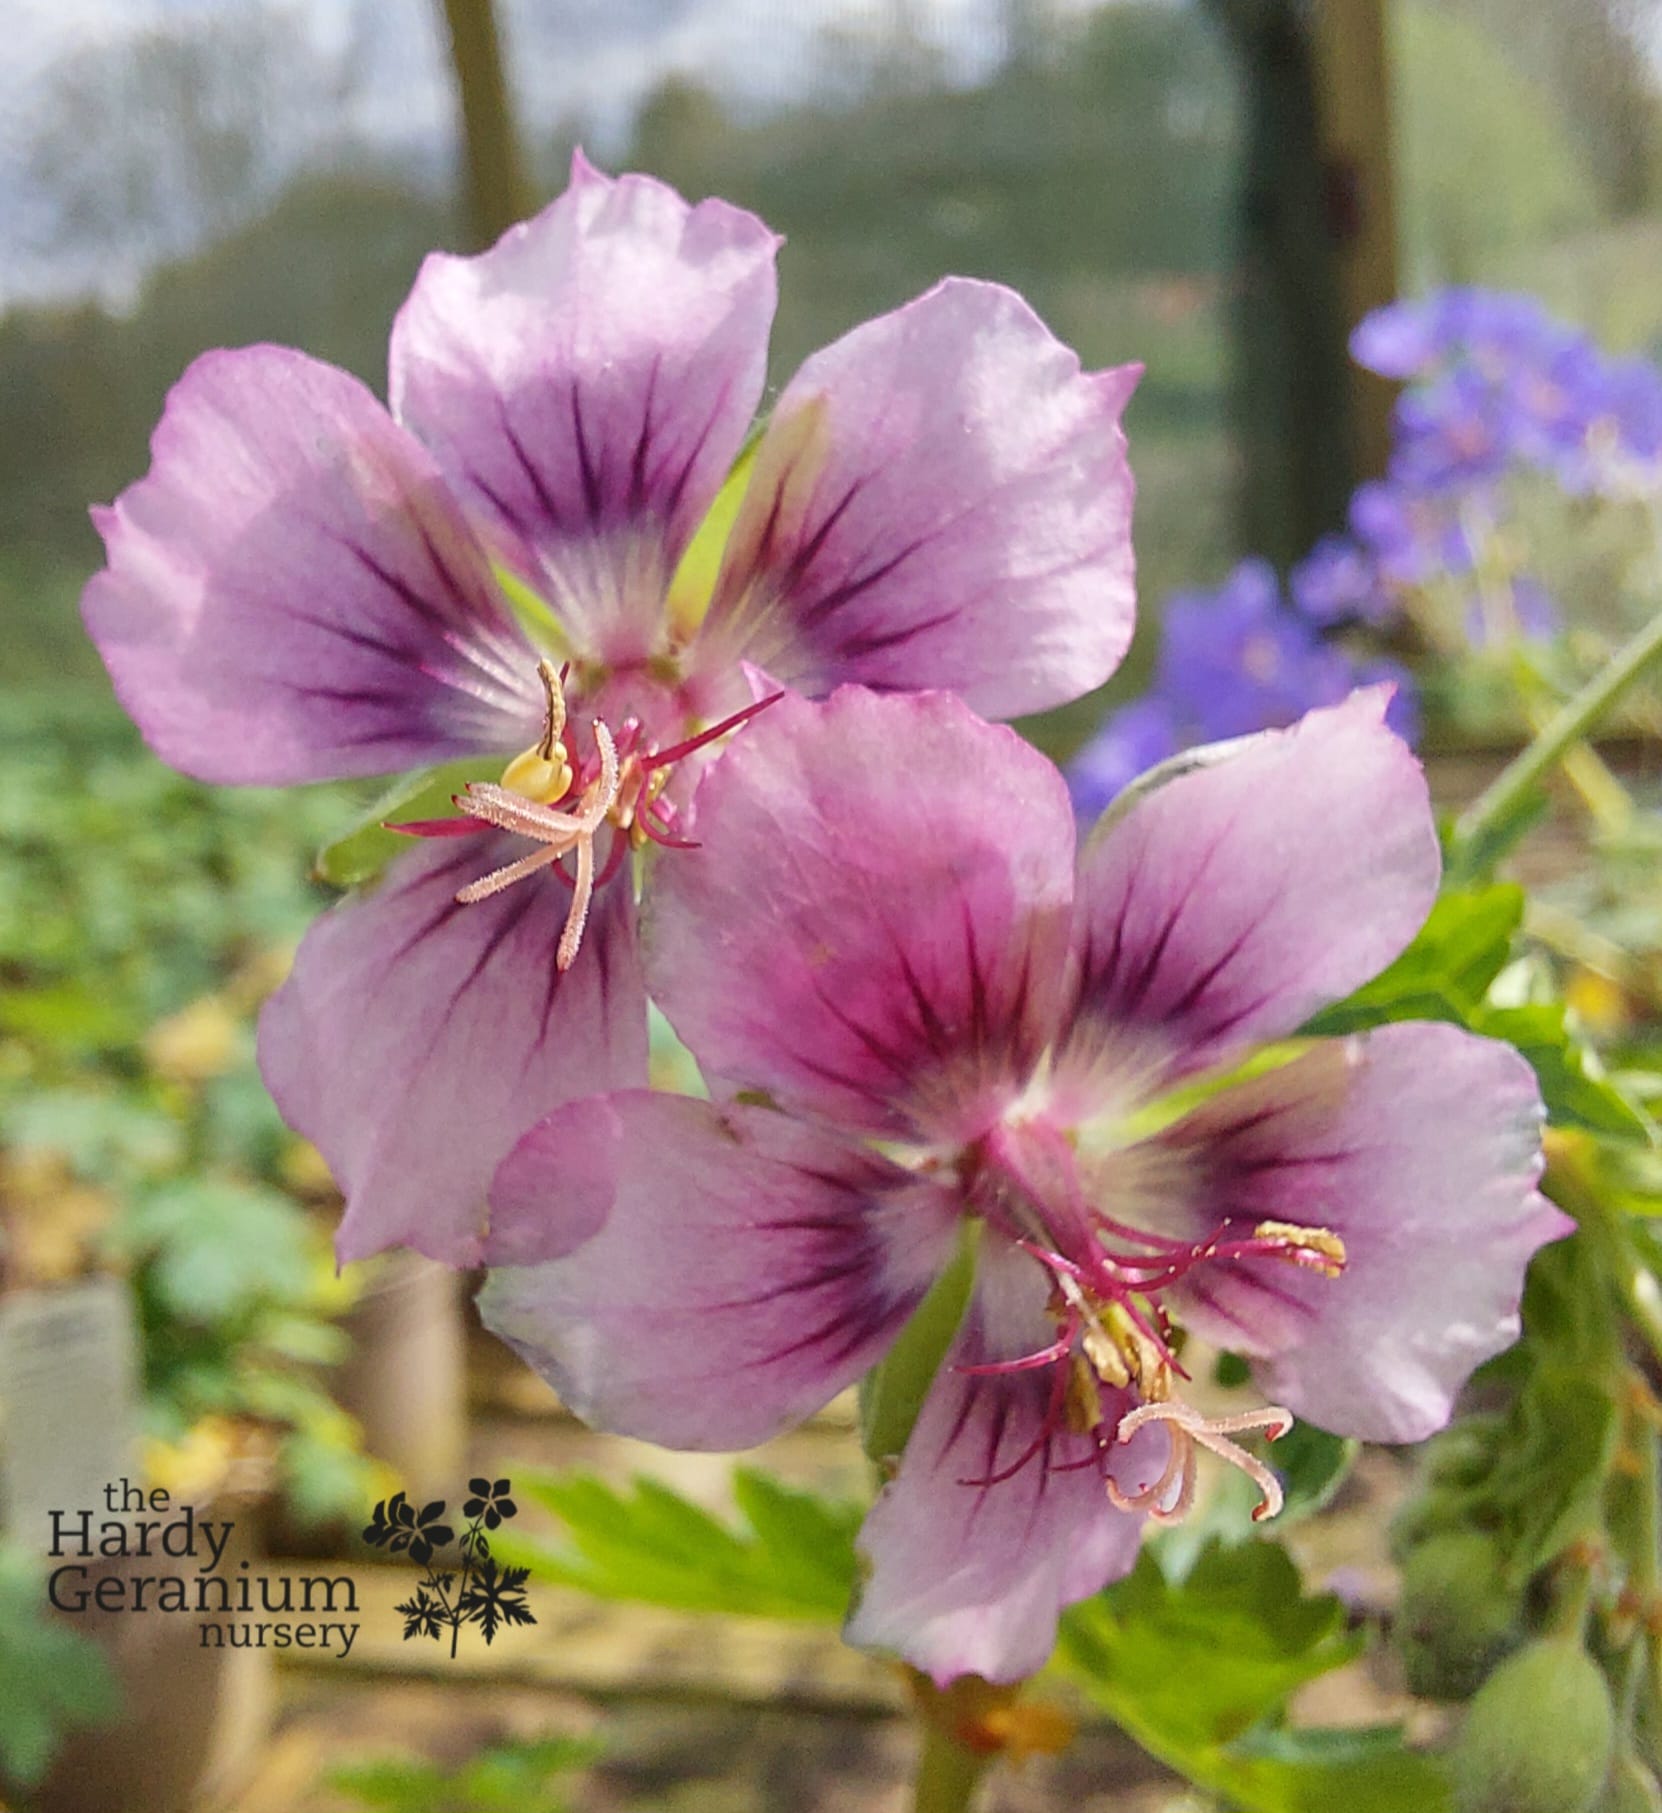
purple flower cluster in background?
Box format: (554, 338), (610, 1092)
(1337, 289), (1662, 631)
(1071, 287), (1662, 820)
(1353, 287), (1662, 492)
(1067, 557), (1415, 821)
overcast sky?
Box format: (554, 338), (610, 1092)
(0, 0), (1037, 305)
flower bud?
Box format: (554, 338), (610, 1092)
(1398, 1530), (1522, 1701)
(1452, 1638), (1614, 1813)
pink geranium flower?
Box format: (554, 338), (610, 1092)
(480, 685), (1567, 1684)
(82, 156), (1138, 1266)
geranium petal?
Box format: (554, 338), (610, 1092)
(845, 1246), (1151, 1685)
(83, 345), (543, 784)
(698, 278), (1137, 719)
(258, 837), (647, 1267)
(1139, 1024), (1566, 1442)
(646, 687), (1075, 1142)
(1058, 690), (1440, 1098)
(478, 1093), (959, 1449)
(390, 154), (778, 665)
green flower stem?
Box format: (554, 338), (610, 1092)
(1452, 607), (1662, 872)
(912, 1722), (992, 1813)
(1626, 1414), (1662, 1745)
(1509, 651), (1636, 838)
(905, 1672), (1032, 1813)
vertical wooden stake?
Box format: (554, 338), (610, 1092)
(437, 0), (531, 249)
(1310, 0), (1401, 482)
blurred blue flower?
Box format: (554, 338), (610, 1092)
(1157, 559), (1356, 741)
(1065, 695), (1180, 821)
(1073, 288), (1655, 818)
(1289, 534), (1396, 627)
(1068, 561), (1418, 817)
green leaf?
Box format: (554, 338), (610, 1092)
(1500, 1362), (1620, 1583)
(1304, 885), (1524, 1036)
(1272, 1423), (1360, 1524)
(1058, 1542), (1358, 1750)
(491, 1468), (862, 1622)
(1476, 1003), (1656, 1141)
(1228, 1725), (1454, 1813)
(312, 761), (481, 890)
(119, 1178), (317, 1322)
(0, 1547), (120, 1791)
(1056, 1541), (1447, 1813)
(859, 1224), (976, 1463)
(329, 1734), (599, 1813)
(1304, 885), (1656, 1142)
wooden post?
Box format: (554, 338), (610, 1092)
(1205, 0), (1356, 568)
(1310, 0), (1401, 482)
(437, 0), (530, 249)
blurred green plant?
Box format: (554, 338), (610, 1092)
(0, 696), (379, 1523)
(499, 1464), (1445, 1813)
(327, 1733), (601, 1813)
(0, 1540), (119, 1793)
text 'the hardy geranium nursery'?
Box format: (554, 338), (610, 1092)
(80, 157), (1138, 1268)
(480, 685), (1568, 1684)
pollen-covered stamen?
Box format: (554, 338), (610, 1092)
(1090, 1217), (1349, 1293)
(1106, 1399), (1293, 1525)
(953, 1126), (1336, 1505)
(454, 720), (620, 970)
(1249, 1220), (1347, 1277)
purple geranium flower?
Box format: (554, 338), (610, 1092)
(82, 156), (1138, 1267)
(1067, 558), (1419, 821)
(478, 685), (1566, 1684)
(1289, 534), (1390, 628)
(1156, 559), (1359, 741)
(1065, 696), (1180, 822)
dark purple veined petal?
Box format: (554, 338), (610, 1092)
(257, 835), (647, 1267)
(83, 345), (545, 785)
(845, 1246), (1152, 1685)
(478, 1092), (960, 1449)
(645, 687), (1076, 1144)
(1055, 689), (1441, 1106)
(1135, 1024), (1566, 1442)
(695, 278), (1138, 720)
(390, 153), (779, 667)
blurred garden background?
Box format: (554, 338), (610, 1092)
(5, 1), (1662, 1809)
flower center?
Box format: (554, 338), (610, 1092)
(391, 661), (780, 971)
(961, 1119), (1345, 1522)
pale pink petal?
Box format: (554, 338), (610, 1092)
(83, 346), (544, 784)
(390, 154), (778, 665)
(479, 1093), (960, 1448)
(1058, 690), (1440, 1100)
(697, 278), (1137, 719)
(257, 838), (647, 1267)
(1136, 1023), (1566, 1443)
(645, 687), (1075, 1143)
(846, 1245), (1152, 1684)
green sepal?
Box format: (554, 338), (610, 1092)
(312, 759), (483, 890)
(858, 1221), (978, 1466)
